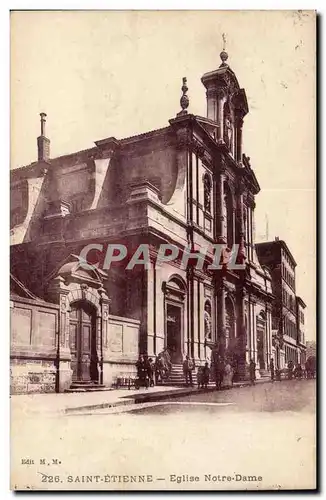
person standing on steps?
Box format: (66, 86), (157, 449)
(198, 362), (210, 389)
(202, 362), (210, 389)
(270, 357), (275, 382)
(223, 359), (233, 389)
(146, 357), (155, 387)
(287, 360), (294, 380)
(215, 356), (225, 390)
(183, 355), (194, 387)
(249, 358), (256, 385)
(136, 355), (148, 389)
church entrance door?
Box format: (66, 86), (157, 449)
(69, 301), (98, 382)
(166, 303), (182, 363)
(257, 328), (265, 370)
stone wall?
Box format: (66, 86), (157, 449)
(10, 296), (59, 394)
(103, 315), (140, 386)
(10, 295), (141, 393)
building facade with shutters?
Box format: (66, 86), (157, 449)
(296, 296), (307, 365)
(256, 239), (307, 369)
(10, 50), (275, 393)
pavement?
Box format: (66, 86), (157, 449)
(11, 377), (272, 416)
(11, 379), (316, 491)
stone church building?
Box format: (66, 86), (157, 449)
(10, 50), (274, 393)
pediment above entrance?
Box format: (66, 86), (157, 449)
(162, 275), (187, 302)
(47, 254), (108, 288)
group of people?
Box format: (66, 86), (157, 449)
(135, 351), (315, 390)
(135, 352), (236, 390)
(135, 355), (155, 389)
(249, 357), (315, 385)
(135, 349), (173, 389)
(281, 359), (316, 381)
(183, 355), (235, 390)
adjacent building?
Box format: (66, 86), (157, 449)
(256, 238), (307, 368)
(10, 49), (275, 394)
(306, 340), (316, 360)
(296, 296), (307, 365)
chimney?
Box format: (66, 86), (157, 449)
(37, 112), (50, 161)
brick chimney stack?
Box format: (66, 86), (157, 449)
(37, 112), (50, 161)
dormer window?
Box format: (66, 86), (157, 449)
(10, 182), (28, 228)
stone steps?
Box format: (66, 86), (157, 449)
(259, 369), (271, 379)
(65, 381), (107, 393)
(159, 364), (187, 386)
(159, 364), (261, 388)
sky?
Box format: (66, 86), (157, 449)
(10, 10), (316, 339)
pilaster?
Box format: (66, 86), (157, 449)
(216, 167), (227, 244)
(236, 181), (246, 263)
(216, 88), (227, 143)
(98, 286), (110, 385)
(237, 286), (247, 379)
(235, 115), (244, 162)
(47, 275), (71, 392)
(215, 277), (227, 357)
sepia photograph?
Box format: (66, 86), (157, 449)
(10, 10), (316, 491)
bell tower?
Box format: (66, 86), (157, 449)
(201, 44), (249, 160)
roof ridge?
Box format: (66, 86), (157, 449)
(10, 273), (40, 300)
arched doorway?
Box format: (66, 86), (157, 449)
(69, 301), (98, 383)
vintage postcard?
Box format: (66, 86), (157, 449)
(10, 10), (316, 491)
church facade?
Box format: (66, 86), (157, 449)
(10, 51), (275, 393)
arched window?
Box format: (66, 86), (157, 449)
(224, 182), (234, 249)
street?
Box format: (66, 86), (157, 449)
(11, 380), (316, 491)
(129, 378), (316, 415)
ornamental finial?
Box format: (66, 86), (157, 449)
(177, 77), (189, 116)
(40, 112), (47, 136)
(220, 33), (229, 67)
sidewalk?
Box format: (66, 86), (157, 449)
(10, 385), (183, 417)
(11, 378), (272, 417)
